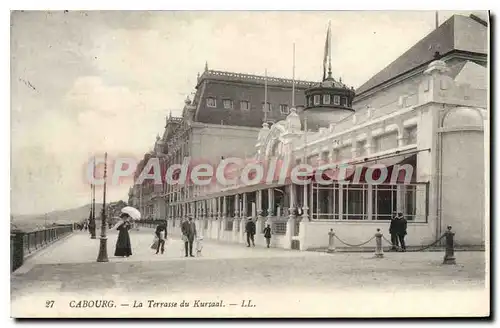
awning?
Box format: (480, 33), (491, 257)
(308, 153), (417, 184)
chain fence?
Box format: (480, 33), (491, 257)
(382, 234), (446, 252)
(334, 235), (376, 247)
(327, 228), (455, 254)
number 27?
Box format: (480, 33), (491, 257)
(45, 300), (54, 308)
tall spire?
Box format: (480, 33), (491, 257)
(323, 21), (332, 81)
(204, 61), (208, 72)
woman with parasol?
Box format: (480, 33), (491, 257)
(113, 206), (140, 257)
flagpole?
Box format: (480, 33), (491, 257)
(328, 21), (332, 78)
(264, 68), (268, 122)
(435, 11), (439, 29)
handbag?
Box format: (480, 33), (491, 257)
(181, 234), (188, 242)
(150, 236), (159, 250)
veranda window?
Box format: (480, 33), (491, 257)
(343, 184), (368, 220)
(312, 183), (340, 220)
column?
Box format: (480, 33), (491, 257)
(220, 196), (227, 240)
(240, 193), (248, 242)
(351, 133), (358, 159)
(285, 183), (297, 249)
(299, 180), (310, 251)
(365, 129), (374, 156)
(397, 120), (405, 148)
(267, 188), (274, 218)
(233, 194), (240, 242)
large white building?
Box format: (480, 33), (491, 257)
(166, 14), (488, 250)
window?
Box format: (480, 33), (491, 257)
(357, 140), (367, 157)
(280, 104), (289, 114)
(333, 95), (340, 105)
(240, 101), (250, 111)
(405, 126), (417, 145)
(404, 185), (416, 220)
(314, 95), (321, 105)
(262, 102), (271, 112)
(206, 97), (216, 107)
(372, 185), (397, 220)
(340, 97), (347, 106)
(312, 183), (340, 220)
(343, 184), (368, 220)
(307, 97), (313, 107)
(321, 151), (330, 162)
(323, 94), (331, 105)
(223, 99), (233, 109)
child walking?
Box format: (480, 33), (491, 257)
(263, 224), (272, 248)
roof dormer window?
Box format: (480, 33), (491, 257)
(313, 95), (321, 105)
(206, 97), (216, 108)
(223, 99), (233, 109)
(333, 95), (340, 105)
(240, 101), (250, 111)
(323, 94), (331, 105)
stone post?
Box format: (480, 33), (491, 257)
(327, 229), (336, 253)
(443, 226), (456, 265)
(374, 229), (384, 258)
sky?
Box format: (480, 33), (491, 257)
(10, 10), (480, 215)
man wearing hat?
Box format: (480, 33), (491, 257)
(181, 216), (197, 257)
(389, 212), (399, 251)
(393, 212), (408, 252)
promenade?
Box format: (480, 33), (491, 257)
(11, 228), (488, 318)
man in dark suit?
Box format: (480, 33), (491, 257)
(155, 221), (167, 254)
(393, 212), (408, 252)
(389, 212), (399, 251)
(181, 217), (197, 257)
(245, 218), (256, 247)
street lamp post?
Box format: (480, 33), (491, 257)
(97, 152), (109, 262)
(90, 157), (97, 239)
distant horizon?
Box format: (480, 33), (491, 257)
(11, 199), (127, 219)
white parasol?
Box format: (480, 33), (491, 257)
(120, 206), (141, 220)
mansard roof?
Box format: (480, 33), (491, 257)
(192, 69), (316, 128)
(356, 14), (488, 96)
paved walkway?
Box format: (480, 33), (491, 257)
(11, 229), (489, 318)
(16, 228), (312, 272)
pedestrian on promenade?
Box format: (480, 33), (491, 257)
(296, 205), (304, 217)
(181, 217), (197, 257)
(245, 218), (256, 247)
(389, 212), (399, 251)
(154, 220), (167, 255)
(263, 224), (272, 248)
(393, 212), (407, 252)
(114, 213), (132, 257)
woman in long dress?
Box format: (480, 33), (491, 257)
(114, 213), (132, 257)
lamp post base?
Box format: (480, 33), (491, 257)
(96, 236), (109, 262)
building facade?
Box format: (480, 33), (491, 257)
(129, 64), (317, 220)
